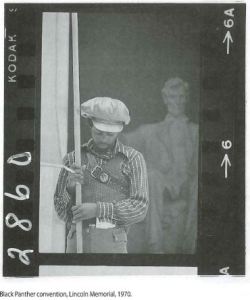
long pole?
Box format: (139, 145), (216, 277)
(71, 13), (83, 253)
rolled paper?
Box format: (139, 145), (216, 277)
(40, 162), (75, 173)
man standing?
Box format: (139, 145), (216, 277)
(54, 97), (149, 253)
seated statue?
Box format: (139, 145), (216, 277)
(124, 77), (198, 254)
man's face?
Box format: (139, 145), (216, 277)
(162, 87), (187, 117)
(91, 126), (119, 150)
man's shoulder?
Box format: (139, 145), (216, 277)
(118, 141), (145, 162)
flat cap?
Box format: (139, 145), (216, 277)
(81, 97), (130, 133)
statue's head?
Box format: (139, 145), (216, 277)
(161, 77), (189, 117)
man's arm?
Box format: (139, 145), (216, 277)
(54, 152), (75, 222)
(96, 151), (149, 226)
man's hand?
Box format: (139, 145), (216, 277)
(66, 164), (85, 194)
(71, 203), (97, 223)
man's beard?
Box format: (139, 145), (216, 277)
(93, 141), (115, 153)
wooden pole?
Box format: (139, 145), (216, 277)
(71, 13), (83, 253)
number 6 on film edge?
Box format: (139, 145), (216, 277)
(4, 185), (30, 201)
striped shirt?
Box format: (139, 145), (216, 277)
(54, 139), (149, 227)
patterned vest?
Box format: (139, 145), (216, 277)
(81, 150), (130, 223)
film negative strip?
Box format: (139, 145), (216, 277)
(3, 3), (245, 277)
(198, 6), (245, 275)
(4, 5), (41, 276)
